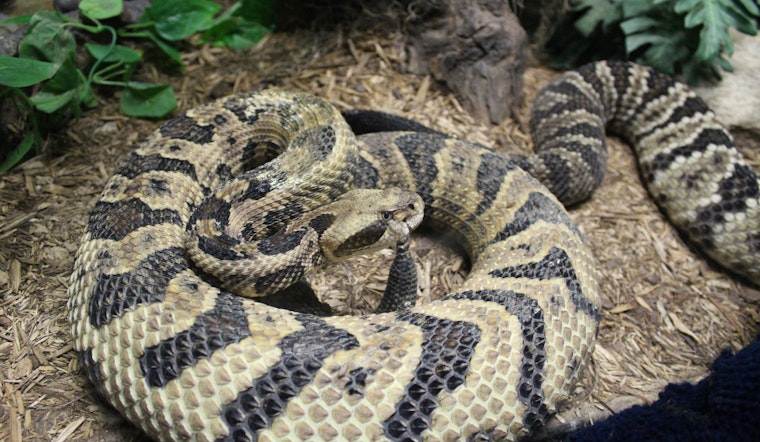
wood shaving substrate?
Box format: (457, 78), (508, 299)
(1, 25), (758, 442)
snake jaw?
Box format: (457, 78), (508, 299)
(316, 188), (424, 261)
(393, 201), (424, 239)
(380, 188), (424, 245)
(405, 210), (424, 234)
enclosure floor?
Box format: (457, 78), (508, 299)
(1, 11), (758, 441)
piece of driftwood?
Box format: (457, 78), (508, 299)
(519, 0), (571, 51)
(403, 0), (528, 124)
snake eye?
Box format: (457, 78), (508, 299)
(382, 211), (392, 220)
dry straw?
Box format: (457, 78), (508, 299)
(1, 22), (758, 441)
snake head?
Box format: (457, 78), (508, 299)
(319, 187), (424, 262)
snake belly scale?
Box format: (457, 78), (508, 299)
(67, 61), (759, 441)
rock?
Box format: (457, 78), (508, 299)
(54, 0), (79, 13)
(0, 17), (24, 56)
(54, 0), (151, 24)
(120, 0), (151, 24)
(693, 30), (760, 133)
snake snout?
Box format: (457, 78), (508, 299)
(404, 203), (424, 231)
(398, 193), (424, 233)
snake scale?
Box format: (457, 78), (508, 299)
(67, 61), (760, 441)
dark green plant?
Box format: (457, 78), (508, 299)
(0, 0), (274, 172)
(544, 0), (759, 83)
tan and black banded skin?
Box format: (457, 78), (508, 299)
(517, 61), (760, 285)
(67, 61), (758, 442)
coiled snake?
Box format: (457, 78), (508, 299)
(67, 61), (760, 441)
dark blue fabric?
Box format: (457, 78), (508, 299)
(565, 335), (760, 442)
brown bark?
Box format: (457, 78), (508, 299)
(404, 0), (528, 124)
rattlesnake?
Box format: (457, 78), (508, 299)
(67, 61), (760, 441)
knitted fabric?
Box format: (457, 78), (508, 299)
(565, 335), (760, 442)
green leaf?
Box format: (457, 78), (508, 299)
(202, 14), (271, 50)
(716, 53), (734, 71)
(79, 0), (123, 20)
(0, 132), (40, 173)
(0, 56), (59, 87)
(201, 2), (242, 47)
(625, 33), (669, 53)
(144, 0), (220, 41)
(682, 1), (727, 60)
(723, 2), (759, 34)
(40, 58), (84, 94)
(639, 32), (691, 75)
(239, 0), (276, 27)
(83, 88), (98, 108)
(678, 0), (757, 62)
(618, 2), (686, 60)
(209, 0), (241, 25)
(86, 43), (142, 64)
(1, 14), (33, 25)
(18, 12), (76, 65)
(29, 58), (92, 113)
(145, 31), (184, 65)
(736, 0), (760, 15)
(619, 16), (660, 35)
(117, 28), (184, 66)
(574, 0), (623, 36)
(200, 0), (273, 49)
(695, 24), (728, 61)
(551, 0), (757, 83)
(622, 0), (660, 17)
(673, 0), (701, 13)
(30, 88), (78, 113)
(215, 25), (269, 50)
(120, 82), (177, 117)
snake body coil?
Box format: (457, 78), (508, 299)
(68, 61), (759, 441)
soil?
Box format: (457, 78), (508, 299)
(1, 7), (759, 442)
